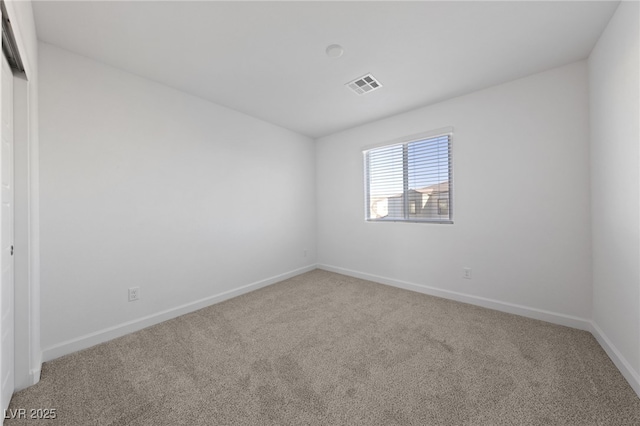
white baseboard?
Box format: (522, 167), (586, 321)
(42, 265), (317, 362)
(590, 321), (640, 398)
(29, 366), (41, 387)
(37, 264), (640, 400)
(318, 264), (592, 331)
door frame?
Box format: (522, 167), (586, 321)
(0, 48), (14, 413)
(1, 0), (40, 397)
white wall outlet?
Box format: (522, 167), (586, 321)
(303, 249), (308, 258)
(463, 267), (472, 279)
(128, 287), (140, 302)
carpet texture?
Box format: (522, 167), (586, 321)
(6, 270), (640, 425)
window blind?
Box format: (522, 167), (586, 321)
(364, 133), (452, 223)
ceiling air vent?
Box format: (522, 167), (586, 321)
(346, 73), (382, 95)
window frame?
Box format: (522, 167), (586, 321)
(363, 128), (454, 224)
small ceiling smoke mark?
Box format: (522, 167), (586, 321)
(346, 73), (382, 95)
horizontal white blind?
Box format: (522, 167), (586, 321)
(364, 133), (452, 223)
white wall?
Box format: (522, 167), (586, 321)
(317, 61), (592, 327)
(39, 43), (316, 359)
(589, 1), (640, 395)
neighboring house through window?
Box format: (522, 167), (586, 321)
(364, 129), (453, 223)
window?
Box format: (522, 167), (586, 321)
(364, 131), (452, 223)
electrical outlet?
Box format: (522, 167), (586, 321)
(303, 249), (308, 258)
(128, 287), (140, 302)
(463, 268), (472, 279)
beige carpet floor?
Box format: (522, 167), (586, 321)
(6, 269), (640, 425)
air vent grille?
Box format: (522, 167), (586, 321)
(346, 73), (382, 95)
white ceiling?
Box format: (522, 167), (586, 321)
(33, 1), (619, 138)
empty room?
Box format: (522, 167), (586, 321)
(0, 0), (639, 424)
